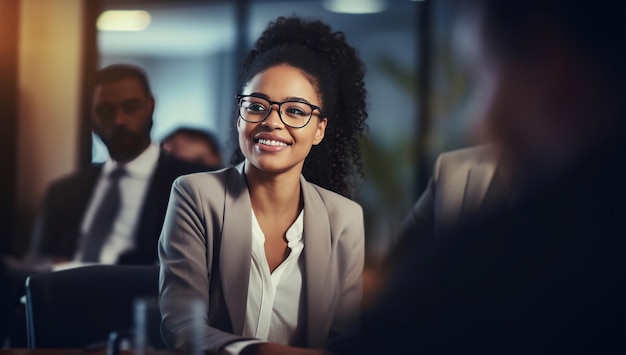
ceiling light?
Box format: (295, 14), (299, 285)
(322, 0), (388, 14)
(97, 10), (151, 32)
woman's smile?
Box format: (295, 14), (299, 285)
(254, 132), (292, 152)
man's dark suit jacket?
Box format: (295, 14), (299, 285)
(334, 137), (626, 354)
(30, 152), (208, 265)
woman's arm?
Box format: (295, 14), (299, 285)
(328, 203), (365, 340)
(158, 175), (246, 353)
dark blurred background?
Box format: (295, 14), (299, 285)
(0, 0), (473, 266)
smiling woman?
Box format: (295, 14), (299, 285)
(236, 64), (328, 179)
(158, 16), (368, 355)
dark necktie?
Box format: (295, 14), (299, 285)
(81, 167), (125, 262)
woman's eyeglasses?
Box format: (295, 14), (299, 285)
(236, 94), (324, 128)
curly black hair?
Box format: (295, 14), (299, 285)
(230, 16), (368, 198)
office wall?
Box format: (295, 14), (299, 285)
(0, 0), (19, 252)
(15, 0), (84, 253)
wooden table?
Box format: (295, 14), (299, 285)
(0, 350), (177, 355)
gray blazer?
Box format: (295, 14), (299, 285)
(158, 163), (364, 353)
(429, 144), (500, 231)
(388, 145), (502, 264)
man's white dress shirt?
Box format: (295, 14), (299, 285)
(74, 143), (160, 264)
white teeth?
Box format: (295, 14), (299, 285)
(258, 138), (288, 146)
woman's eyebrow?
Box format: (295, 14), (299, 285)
(284, 96), (312, 104)
(248, 92), (269, 100)
(249, 92), (313, 104)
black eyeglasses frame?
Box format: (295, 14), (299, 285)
(236, 94), (324, 129)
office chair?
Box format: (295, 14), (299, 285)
(0, 259), (10, 346)
(25, 264), (166, 349)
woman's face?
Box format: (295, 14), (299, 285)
(237, 64), (327, 176)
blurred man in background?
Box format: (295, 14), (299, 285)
(333, 1), (626, 354)
(0, 64), (208, 347)
(160, 126), (223, 169)
(29, 64), (207, 266)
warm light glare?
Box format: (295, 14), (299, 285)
(97, 10), (151, 32)
(322, 0), (388, 14)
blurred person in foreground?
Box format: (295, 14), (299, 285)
(158, 16), (367, 355)
(386, 144), (505, 268)
(161, 126), (224, 169)
(370, 143), (506, 308)
(331, 1), (626, 354)
(26, 64), (208, 267)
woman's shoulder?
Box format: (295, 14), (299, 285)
(304, 182), (364, 241)
(174, 165), (241, 190)
(304, 181), (363, 216)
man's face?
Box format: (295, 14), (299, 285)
(91, 78), (154, 163)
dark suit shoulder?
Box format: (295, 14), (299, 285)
(156, 152), (212, 176)
(150, 152), (215, 193)
(44, 166), (102, 196)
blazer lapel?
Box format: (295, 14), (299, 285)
(463, 151), (498, 215)
(439, 163), (470, 228)
(73, 166), (102, 230)
(131, 154), (169, 264)
(56, 165), (102, 257)
(300, 177), (333, 347)
(219, 163), (252, 335)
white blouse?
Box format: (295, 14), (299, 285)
(224, 209), (306, 354)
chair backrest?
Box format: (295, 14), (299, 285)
(25, 264), (165, 349)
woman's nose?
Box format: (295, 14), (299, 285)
(262, 104), (284, 128)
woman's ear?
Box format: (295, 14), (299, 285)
(313, 117), (328, 145)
